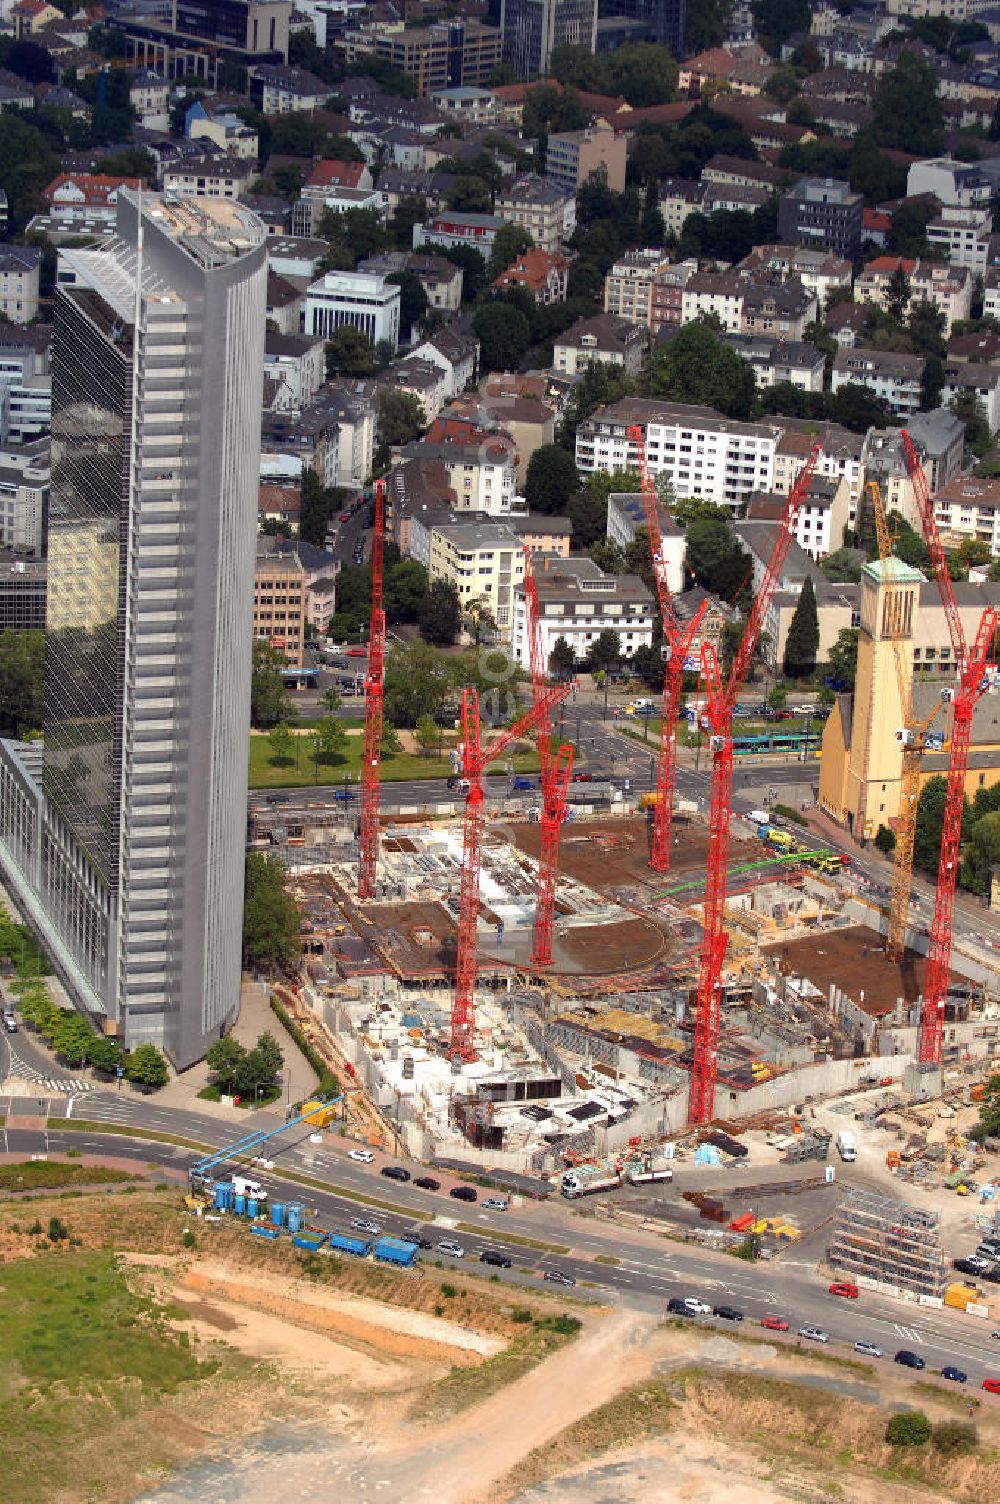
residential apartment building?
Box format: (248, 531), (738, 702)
(185, 101), (259, 157)
(304, 269), (401, 349)
(745, 473), (851, 561)
(831, 347), (925, 418)
(553, 313), (646, 379)
(0, 441), (48, 555)
(657, 178), (708, 237)
(739, 243), (852, 304)
(494, 174), (575, 250)
(161, 156), (256, 200)
(771, 421), (864, 524)
(777, 176), (863, 257)
(733, 521), (857, 668)
(409, 325), (479, 396)
(429, 86), (497, 126)
(511, 556), (655, 668)
(681, 273), (817, 338)
(40, 172), (143, 235)
(855, 256), (973, 335)
(401, 435), (518, 515)
(492, 247), (569, 305)
(429, 520), (524, 637)
(681, 271), (744, 331)
(0, 191), (267, 1069)
(376, 356), (449, 424)
(0, 246), (40, 324)
(511, 513), (571, 558)
(606, 491), (684, 592)
(576, 398), (776, 512)
(941, 359), (1000, 432)
(932, 475), (1000, 556)
(500, 0), (597, 79)
(413, 211), (504, 257)
(927, 205), (994, 270)
(721, 334), (825, 391)
(906, 157), (993, 208)
(254, 538), (307, 667)
(309, 381), (376, 487)
(545, 124), (627, 195)
(604, 251), (699, 332)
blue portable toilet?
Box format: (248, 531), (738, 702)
(247, 1197), (259, 1219)
(213, 1182), (233, 1212)
(287, 1202), (302, 1233)
(270, 1201), (284, 1228)
(234, 1194), (246, 1216)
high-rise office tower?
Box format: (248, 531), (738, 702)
(0, 191), (266, 1067)
(500, 0), (598, 79)
(597, 0), (686, 57)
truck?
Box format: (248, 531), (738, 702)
(836, 1129), (857, 1163)
(560, 1165), (622, 1198)
(624, 1165), (673, 1186)
(758, 825), (796, 851)
(231, 1175), (267, 1201)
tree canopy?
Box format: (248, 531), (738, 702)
(873, 51), (944, 154)
(472, 301), (532, 372)
(783, 576), (820, 678)
(525, 444), (579, 514)
(243, 853), (301, 975)
(649, 320), (756, 420)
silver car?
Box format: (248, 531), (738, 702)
(799, 1324), (829, 1343)
(437, 1239), (465, 1258)
(854, 1340), (882, 1358)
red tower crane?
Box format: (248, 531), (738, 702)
(689, 444), (820, 1126)
(900, 431), (998, 1065)
(523, 546), (575, 966)
(626, 424), (708, 872)
(358, 477), (386, 900)
(451, 678), (573, 1060)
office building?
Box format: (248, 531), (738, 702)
(304, 269), (401, 349)
(777, 177), (863, 257)
(254, 537), (308, 666)
(500, 0), (597, 79)
(597, 0), (685, 55)
(123, 0), (290, 86)
(546, 123), (627, 195)
(0, 192), (267, 1068)
(0, 554), (46, 630)
(359, 20), (503, 97)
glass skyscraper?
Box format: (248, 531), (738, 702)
(0, 192), (267, 1067)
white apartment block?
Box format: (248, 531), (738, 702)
(511, 557), (655, 668)
(906, 157), (992, 208)
(771, 425), (865, 523)
(576, 398), (776, 512)
(494, 174), (576, 250)
(403, 436), (518, 515)
(681, 272), (744, 332)
(305, 269), (401, 349)
(941, 361), (1000, 432)
(983, 267), (1000, 321)
(856, 256), (973, 333)
(932, 475), (1000, 556)
(831, 347), (924, 418)
(741, 244), (852, 306)
(926, 205), (993, 271)
(0, 246), (40, 324)
(428, 520), (524, 636)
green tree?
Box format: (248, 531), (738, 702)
(886, 264), (911, 323)
(299, 469), (350, 546)
(268, 721), (295, 766)
(525, 444), (579, 513)
(649, 320), (756, 419)
(950, 389), (993, 457)
(931, 1421), (977, 1456)
(325, 325), (376, 378)
(825, 627), (860, 690)
(888, 197), (938, 258)
(313, 715), (347, 765)
(873, 52), (944, 154)
(826, 383), (892, 433)
(125, 1043), (170, 1090)
(390, 195), (427, 251)
(874, 824), (896, 854)
(920, 354), (945, 412)
(472, 301), (532, 372)
(973, 1072), (1000, 1140)
(206, 1034), (246, 1093)
(587, 629), (621, 673)
(685, 0), (733, 53)
(254, 1029), (284, 1082)
(251, 639), (290, 729)
(383, 640), (454, 725)
(913, 776), (950, 874)
(435, 243), (488, 301)
(961, 809), (1000, 895)
(783, 577), (820, 678)
(378, 388), (426, 447)
(549, 636), (577, 679)
(685, 518), (752, 601)
(752, 0), (811, 55)
(821, 550), (864, 584)
(51, 1011), (96, 1066)
(381, 720), (401, 757)
(0, 628), (44, 735)
(908, 298), (946, 359)
(885, 1411), (932, 1447)
(415, 713), (440, 757)
(488, 223), (532, 280)
(243, 852), (301, 974)
(89, 1035), (123, 1074)
(386, 269), (428, 331)
(419, 578), (461, 645)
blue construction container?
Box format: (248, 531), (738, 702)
(270, 1201), (285, 1228)
(250, 1224), (280, 1240)
(213, 1183), (233, 1212)
(292, 1232), (327, 1251)
(234, 1194), (246, 1216)
(287, 1203), (303, 1233)
(326, 1229), (372, 1257)
(247, 1197), (259, 1219)
(373, 1236), (419, 1268)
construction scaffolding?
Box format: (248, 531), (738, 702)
(827, 1186), (946, 1297)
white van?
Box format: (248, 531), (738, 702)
(748, 808), (769, 827)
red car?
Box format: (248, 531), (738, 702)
(346, 646), (367, 656)
(983, 1378), (1000, 1395)
(829, 1282), (859, 1299)
(760, 1315), (790, 1331)
(572, 772), (593, 782)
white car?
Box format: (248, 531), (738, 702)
(351, 1217), (381, 1235)
(438, 1240), (465, 1258)
(683, 1297), (712, 1315)
(793, 704), (813, 716)
(799, 1324), (829, 1343)
(348, 1148), (375, 1164)
(854, 1340), (883, 1358)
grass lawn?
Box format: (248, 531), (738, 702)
(0, 1161), (138, 1192)
(0, 1249), (222, 1500)
(249, 728), (542, 791)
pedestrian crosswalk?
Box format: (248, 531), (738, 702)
(4, 1045), (97, 1093)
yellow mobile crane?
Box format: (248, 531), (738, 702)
(868, 481), (945, 961)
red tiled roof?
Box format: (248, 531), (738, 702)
(305, 159), (366, 189)
(43, 171), (143, 206)
(863, 255), (917, 275)
(491, 247), (568, 295)
(862, 208), (891, 232)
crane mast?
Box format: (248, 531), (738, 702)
(625, 424), (707, 871)
(523, 547), (574, 966)
(358, 479), (386, 899)
(900, 432), (998, 1064)
(689, 444), (820, 1125)
(451, 678), (573, 1060)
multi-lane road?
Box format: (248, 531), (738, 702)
(1, 1084), (998, 1390)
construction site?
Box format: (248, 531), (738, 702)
(246, 439), (1000, 1188)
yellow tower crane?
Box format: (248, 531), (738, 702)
(868, 480), (945, 962)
